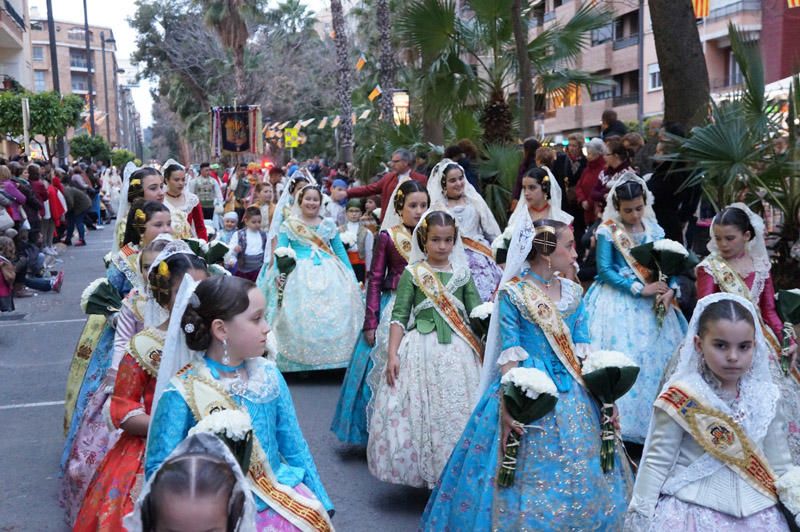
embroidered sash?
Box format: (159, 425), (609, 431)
(603, 220), (652, 284)
(389, 225), (412, 262)
(504, 279), (585, 388)
(409, 262), (483, 359)
(128, 329), (164, 377)
(655, 384), (778, 500)
(111, 244), (141, 290)
(703, 256), (800, 383)
(173, 363), (334, 532)
(286, 217), (336, 259)
(462, 236), (494, 260)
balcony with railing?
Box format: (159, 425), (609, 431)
(707, 0), (761, 22)
(3, 1), (24, 30)
(613, 92), (639, 106)
(0, 0), (25, 45)
(543, 10), (556, 23)
(70, 57), (90, 70)
(612, 34), (639, 51)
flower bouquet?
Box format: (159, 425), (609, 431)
(274, 246), (297, 307)
(469, 302), (494, 342)
(80, 278), (123, 316)
(776, 289), (800, 376)
(183, 238), (230, 266)
(491, 226), (514, 264)
(630, 239), (699, 327)
(188, 408), (254, 472)
(581, 350), (640, 472)
(497, 367), (558, 487)
(339, 231), (357, 250)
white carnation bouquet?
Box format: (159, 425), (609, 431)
(80, 278), (122, 317)
(189, 408), (254, 471)
(339, 231), (357, 249)
(581, 350), (640, 472)
(469, 302), (494, 341)
(273, 246), (297, 307)
(497, 367), (558, 487)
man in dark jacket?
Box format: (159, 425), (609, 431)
(62, 181), (91, 246)
(600, 109), (628, 139)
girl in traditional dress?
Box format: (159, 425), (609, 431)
(428, 159), (502, 301)
(60, 202), (174, 524)
(508, 166), (574, 226)
(74, 242), (208, 531)
(367, 209), (483, 488)
(271, 184), (363, 372)
(584, 172), (687, 445)
(696, 204), (800, 462)
(146, 275), (335, 531)
(421, 217), (631, 530)
(331, 180), (429, 445)
(625, 294), (800, 531)
(163, 160), (208, 241)
(126, 432), (258, 532)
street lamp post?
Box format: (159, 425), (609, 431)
(82, 0), (95, 137)
(101, 32), (116, 144)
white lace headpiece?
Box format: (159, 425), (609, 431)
(381, 174), (418, 232)
(508, 165), (573, 227)
(265, 173), (313, 261)
(477, 210), (537, 396)
(707, 202), (770, 275)
(162, 158), (184, 172)
(143, 239), (196, 328)
(126, 432), (257, 532)
(408, 204), (469, 272)
(111, 161), (140, 254)
(643, 292), (777, 495)
(601, 170), (658, 224)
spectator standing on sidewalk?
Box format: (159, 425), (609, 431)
(62, 179), (92, 247)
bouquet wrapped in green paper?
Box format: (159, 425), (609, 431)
(80, 278), (123, 317)
(274, 246), (297, 307)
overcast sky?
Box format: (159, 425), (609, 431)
(31, 0), (329, 130)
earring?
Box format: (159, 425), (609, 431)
(546, 255), (552, 271)
(222, 339), (230, 365)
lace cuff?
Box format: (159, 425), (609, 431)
(575, 343), (592, 360)
(622, 508), (652, 532)
(118, 408), (146, 429)
(390, 320), (407, 331)
(497, 346), (528, 366)
(630, 281), (644, 297)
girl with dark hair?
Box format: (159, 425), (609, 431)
(122, 200), (173, 248)
(509, 166), (574, 228)
(368, 209), (483, 488)
(422, 218), (631, 530)
(584, 173), (687, 446)
(163, 160), (208, 241)
(428, 159), (502, 301)
(697, 203), (800, 462)
(145, 275), (334, 530)
(130, 432), (255, 531)
(268, 184), (363, 372)
(511, 137), (542, 203)
(331, 180), (429, 445)
(626, 294), (799, 529)
(74, 243), (208, 531)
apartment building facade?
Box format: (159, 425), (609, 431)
(532, 0), (800, 141)
(29, 17), (121, 146)
(0, 0), (31, 89)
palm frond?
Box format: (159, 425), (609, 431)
(528, 3), (613, 68)
(396, 0), (458, 59)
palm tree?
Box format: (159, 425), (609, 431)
(330, 0), (355, 162)
(196, 0), (264, 99)
(376, 0), (396, 124)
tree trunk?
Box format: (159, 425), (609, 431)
(376, 0), (395, 124)
(511, 0), (534, 138)
(234, 49), (246, 100)
(330, 0), (354, 163)
(649, 0), (710, 130)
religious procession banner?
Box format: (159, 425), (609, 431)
(211, 105), (263, 156)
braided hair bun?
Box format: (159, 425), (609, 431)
(526, 219), (568, 260)
(181, 276), (255, 351)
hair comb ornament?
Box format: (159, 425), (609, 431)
(130, 178), (141, 187)
(183, 323), (195, 334)
(134, 209), (146, 223)
(158, 261), (170, 279)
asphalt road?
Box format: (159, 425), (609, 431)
(0, 232), (428, 531)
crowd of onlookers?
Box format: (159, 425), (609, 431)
(0, 157), (119, 315)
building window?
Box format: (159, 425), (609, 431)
(591, 23), (613, 46)
(71, 72), (91, 92)
(70, 49), (89, 69)
(726, 50), (744, 87)
(553, 0), (564, 8)
(34, 71), (46, 92)
(33, 46), (44, 62)
(67, 27), (88, 41)
(648, 63), (662, 91)
(550, 85), (581, 109)
(590, 84), (614, 102)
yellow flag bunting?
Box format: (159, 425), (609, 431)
(368, 84), (383, 101)
(356, 54), (367, 71)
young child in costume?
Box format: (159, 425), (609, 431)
(367, 208), (483, 488)
(428, 159), (502, 301)
(331, 180), (428, 445)
(74, 242), (208, 530)
(583, 172), (687, 445)
(254, 182), (276, 230)
(696, 203), (800, 462)
(421, 217), (631, 531)
(338, 198), (374, 284)
(625, 294), (800, 530)
(218, 211), (239, 245)
(145, 275), (335, 531)
(230, 206), (268, 282)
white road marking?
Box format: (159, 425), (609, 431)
(0, 318), (86, 328)
(0, 400), (64, 411)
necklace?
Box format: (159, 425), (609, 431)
(166, 191), (182, 199)
(205, 356), (245, 377)
(527, 269), (555, 287)
(529, 202), (549, 214)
